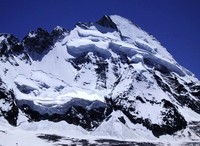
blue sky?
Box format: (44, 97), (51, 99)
(0, 0), (200, 79)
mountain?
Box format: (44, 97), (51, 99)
(0, 15), (200, 145)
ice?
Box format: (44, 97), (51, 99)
(143, 53), (186, 76)
(60, 90), (104, 102)
(109, 41), (138, 57)
(135, 39), (156, 53)
(67, 43), (111, 59)
(77, 26), (120, 41)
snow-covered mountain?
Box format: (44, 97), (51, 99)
(0, 15), (200, 145)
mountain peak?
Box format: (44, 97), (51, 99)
(96, 15), (118, 30)
(0, 15), (200, 145)
(22, 28), (53, 55)
(0, 33), (23, 55)
(51, 26), (69, 42)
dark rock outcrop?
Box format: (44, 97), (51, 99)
(23, 28), (53, 60)
(96, 15), (118, 30)
(0, 88), (18, 126)
(16, 98), (112, 130)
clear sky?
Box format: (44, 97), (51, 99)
(0, 0), (200, 79)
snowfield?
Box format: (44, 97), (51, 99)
(1, 116), (200, 146)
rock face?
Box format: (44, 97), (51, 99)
(96, 15), (118, 30)
(16, 98), (111, 130)
(0, 34), (23, 55)
(0, 15), (200, 139)
(0, 81), (18, 126)
(23, 28), (53, 54)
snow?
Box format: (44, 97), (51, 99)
(135, 38), (157, 53)
(0, 117), (155, 146)
(91, 110), (157, 141)
(110, 15), (177, 64)
(0, 35), (6, 42)
(0, 129), (52, 146)
(28, 32), (36, 38)
(59, 90), (104, 102)
(15, 87), (104, 105)
(109, 41), (138, 57)
(0, 120), (88, 146)
(53, 26), (64, 31)
(77, 26), (120, 41)
(67, 42), (111, 59)
(178, 106), (200, 122)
